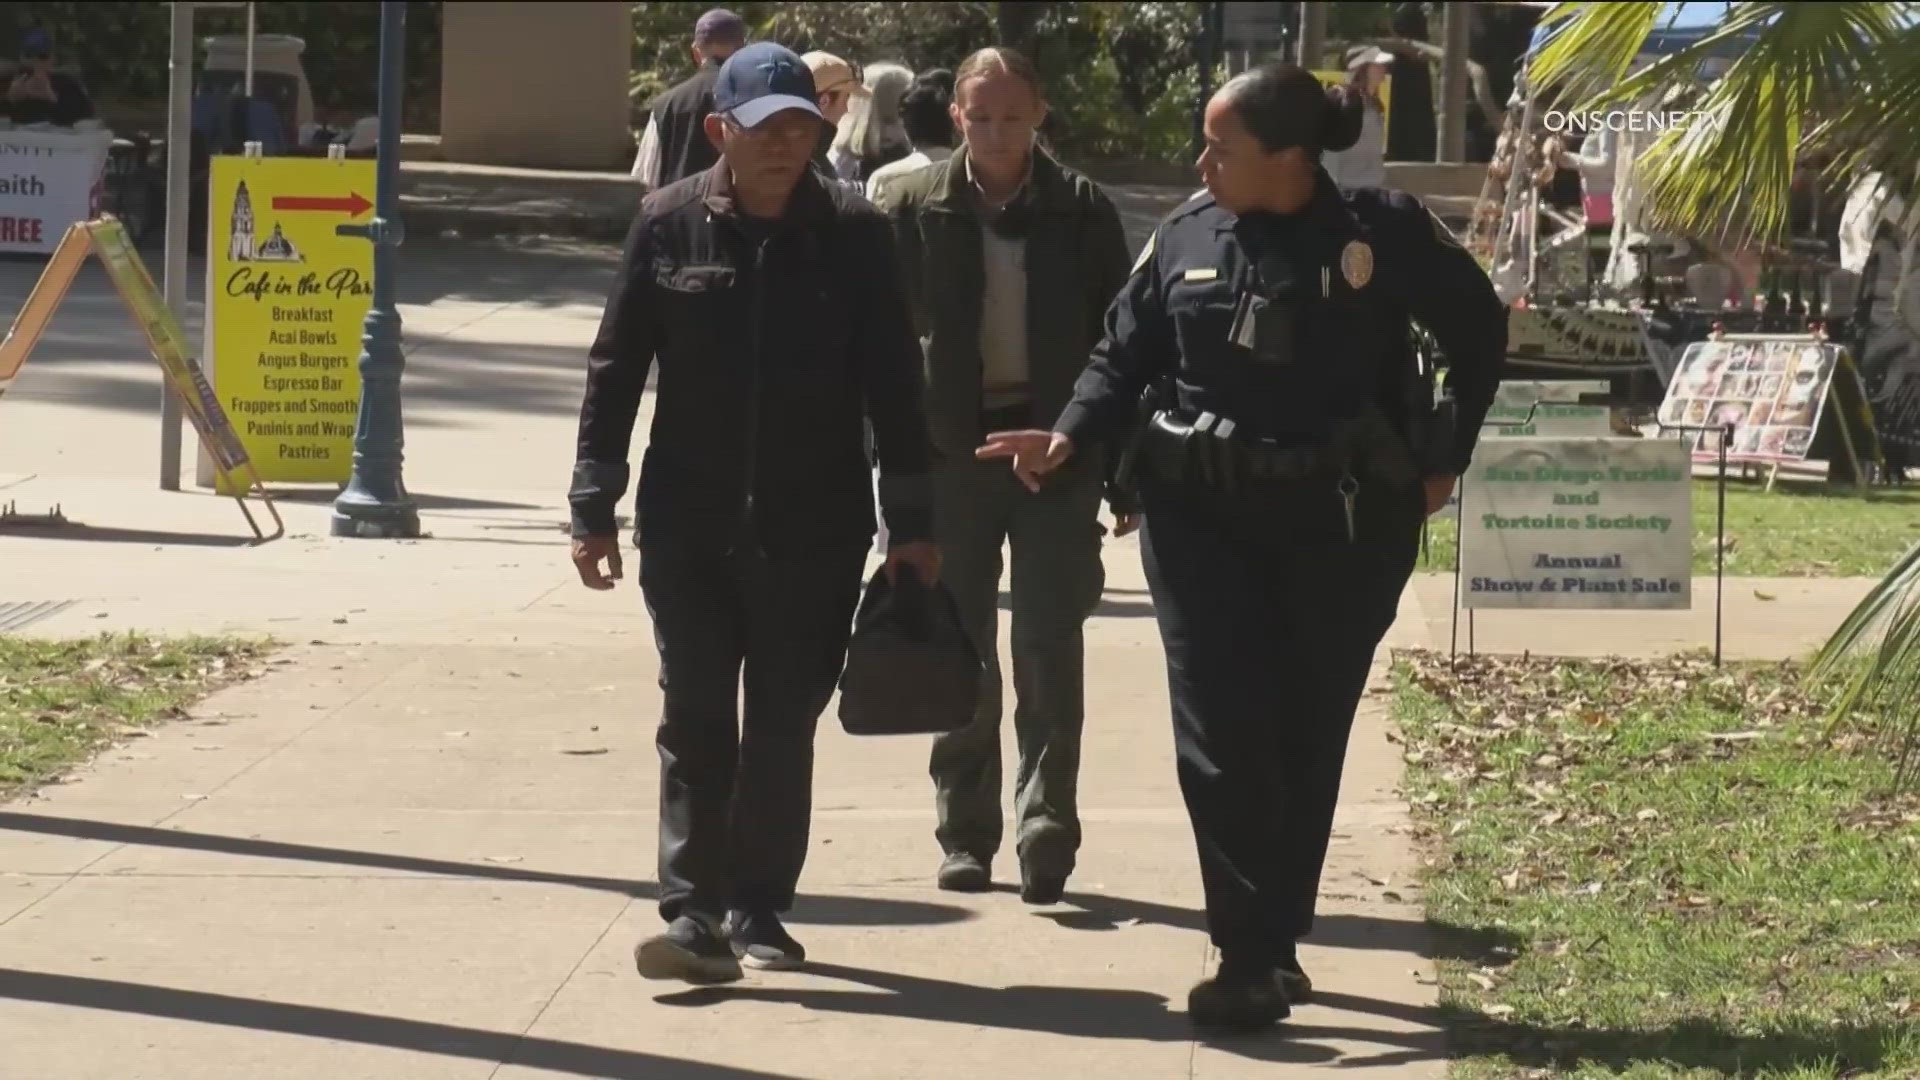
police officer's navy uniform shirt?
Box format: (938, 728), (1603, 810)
(1055, 171), (1506, 473)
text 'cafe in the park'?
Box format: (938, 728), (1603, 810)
(197, 154), (374, 491)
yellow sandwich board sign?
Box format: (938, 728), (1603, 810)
(0, 216), (284, 542)
(204, 154), (373, 492)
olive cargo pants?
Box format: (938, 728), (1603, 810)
(929, 456), (1106, 878)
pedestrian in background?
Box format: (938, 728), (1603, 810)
(630, 9), (748, 192)
(832, 61), (915, 185)
(801, 51), (864, 177)
(865, 67), (957, 561)
(1321, 48), (1390, 190)
(979, 65), (1505, 1030)
(572, 41), (940, 985)
(873, 46), (1137, 905)
(865, 68), (956, 203)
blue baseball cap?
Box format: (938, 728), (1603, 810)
(713, 41), (822, 129)
(21, 28), (52, 57)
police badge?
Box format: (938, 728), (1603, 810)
(1339, 240), (1373, 290)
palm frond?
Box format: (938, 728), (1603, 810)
(1811, 540), (1920, 787)
(1526, 1), (1669, 109)
(1529, 3), (1905, 248)
(1816, 18), (1920, 203)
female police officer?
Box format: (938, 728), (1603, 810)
(979, 64), (1506, 1031)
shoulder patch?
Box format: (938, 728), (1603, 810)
(1131, 228), (1156, 275)
(1166, 191), (1218, 227)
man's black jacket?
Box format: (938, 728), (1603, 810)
(570, 162), (935, 551)
(647, 61), (722, 188)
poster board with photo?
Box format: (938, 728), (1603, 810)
(1657, 336), (1880, 470)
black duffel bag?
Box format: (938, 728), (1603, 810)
(837, 566), (983, 736)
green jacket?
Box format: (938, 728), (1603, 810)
(874, 146), (1137, 514)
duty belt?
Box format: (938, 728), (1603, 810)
(1133, 407), (1418, 539)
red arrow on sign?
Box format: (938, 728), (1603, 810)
(271, 192), (372, 216)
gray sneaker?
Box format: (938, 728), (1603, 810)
(634, 913), (743, 984)
(727, 909), (807, 971)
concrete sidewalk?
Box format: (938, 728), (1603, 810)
(0, 235), (1882, 1078)
(0, 552), (1449, 1080)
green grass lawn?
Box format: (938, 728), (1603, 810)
(1, 634), (274, 800)
(1418, 479), (1920, 578)
(1393, 650), (1920, 1079)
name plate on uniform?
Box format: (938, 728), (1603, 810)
(1459, 438), (1693, 611)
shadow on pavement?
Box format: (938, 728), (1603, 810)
(0, 967), (803, 1080)
(260, 489), (546, 513)
(0, 524), (262, 548)
(996, 589), (1157, 619)
(1035, 891), (1521, 966)
(0, 812), (967, 928)
(658, 963), (1446, 1066)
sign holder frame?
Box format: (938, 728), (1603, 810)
(0, 217), (284, 543)
(1448, 407), (1733, 669)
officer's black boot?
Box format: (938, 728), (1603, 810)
(1276, 944), (1314, 1004)
(1188, 954), (1290, 1032)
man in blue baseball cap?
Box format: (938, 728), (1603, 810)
(570, 39), (940, 985)
(4, 28), (94, 127)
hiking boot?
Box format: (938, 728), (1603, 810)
(1276, 950), (1314, 1004)
(727, 909), (807, 971)
(1188, 956), (1290, 1032)
(634, 913), (743, 984)
(936, 852), (991, 892)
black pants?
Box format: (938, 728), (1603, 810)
(928, 456), (1106, 877)
(1138, 473), (1421, 964)
(638, 539), (869, 923)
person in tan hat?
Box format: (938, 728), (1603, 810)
(801, 51), (865, 175)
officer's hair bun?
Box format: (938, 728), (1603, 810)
(1319, 84), (1365, 153)
(1219, 63), (1364, 156)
